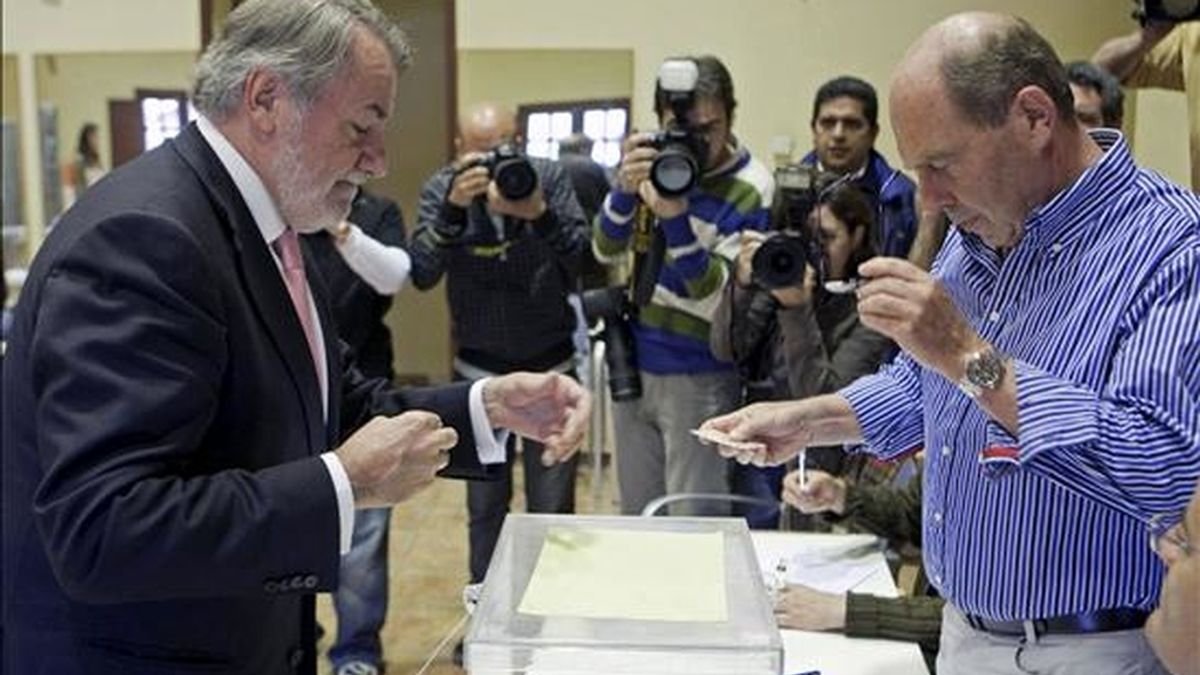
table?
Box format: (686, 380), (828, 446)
(751, 531), (931, 675)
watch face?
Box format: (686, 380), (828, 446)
(967, 350), (1005, 389)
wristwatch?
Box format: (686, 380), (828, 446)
(958, 347), (1007, 399)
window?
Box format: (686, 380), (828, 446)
(135, 89), (192, 153)
(519, 99), (630, 168)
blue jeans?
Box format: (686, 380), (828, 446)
(729, 463), (786, 529)
(329, 507), (390, 670)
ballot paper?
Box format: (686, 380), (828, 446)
(518, 527), (728, 622)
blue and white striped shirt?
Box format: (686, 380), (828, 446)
(841, 130), (1200, 621)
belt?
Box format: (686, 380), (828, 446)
(963, 607), (1150, 637)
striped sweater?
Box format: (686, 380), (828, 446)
(593, 143), (774, 374)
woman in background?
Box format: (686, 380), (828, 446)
(73, 122), (106, 196)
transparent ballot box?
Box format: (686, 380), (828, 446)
(465, 514), (783, 674)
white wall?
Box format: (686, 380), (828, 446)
(457, 0), (1188, 185)
(1132, 89), (1192, 186)
(2, 0), (200, 54)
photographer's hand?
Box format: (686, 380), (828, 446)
(447, 154), (490, 208)
(617, 132), (657, 193)
(1092, 19), (1175, 82)
(736, 231), (766, 286)
(487, 181), (547, 221)
(638, 180), (688, 220)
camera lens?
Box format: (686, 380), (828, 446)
(492, 157), (538, 201)
(751, 235), (808, 290)
(601, 317), (642, 401)
(650, 149), (699, 197)
(580, 287), (643, 402)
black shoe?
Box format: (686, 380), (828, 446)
(452, 639), (464, 666)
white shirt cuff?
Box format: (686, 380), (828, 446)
(319, 452), (356, 555)
(469, 378), (510, 465)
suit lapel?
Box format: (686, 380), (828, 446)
(170, 125), (327, 452)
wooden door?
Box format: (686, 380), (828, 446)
(107, 99), (143, 169)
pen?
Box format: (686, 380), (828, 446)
(798, 448), (807, 490)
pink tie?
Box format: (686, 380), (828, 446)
(274, 228), (324, 389)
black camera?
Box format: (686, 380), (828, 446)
(646, 60), (708, 198)
(647, 128), (708, 198)
(751, 165), (838, 290)
(1135, 0), (1200, 23)
(580, 286), (642, 401)
(462, 142), (539, 201)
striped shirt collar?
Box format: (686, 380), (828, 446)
(1022, 128), (1135, 248)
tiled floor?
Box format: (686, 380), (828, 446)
(315, 452), (619, 675)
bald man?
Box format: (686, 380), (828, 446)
(700, 12), (1200, 674)
(409, 102), (588, 597)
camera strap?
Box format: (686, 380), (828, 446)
(630, 205), (665, 307)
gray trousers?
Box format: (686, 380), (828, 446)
(938, 604), (1169, 675)
(614, 370), (740, 516)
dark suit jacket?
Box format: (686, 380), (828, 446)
(1, 124), (490, 674)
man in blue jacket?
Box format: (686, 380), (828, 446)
(802, 76), (919, 258)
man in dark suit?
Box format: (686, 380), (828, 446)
(0, 2), (589, 674)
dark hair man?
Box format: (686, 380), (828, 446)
(1065, 60), (1125, 129)
(803, 76), (918, 258)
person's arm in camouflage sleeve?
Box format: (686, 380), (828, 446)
(844, 593), (943, 656)
(842, 466), (924, 548)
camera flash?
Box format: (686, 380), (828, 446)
(658, 59), (699, 93)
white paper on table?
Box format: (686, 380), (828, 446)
(783, 545), (880, 594)
(517, 527), (727, 622)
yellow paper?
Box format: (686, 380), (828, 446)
(517, 527), (727, 622)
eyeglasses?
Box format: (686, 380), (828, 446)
(1148, 512), (1193, 559)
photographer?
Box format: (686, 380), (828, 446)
(408, 102), (588, 601)
(711, 181), (896, 528)
(1092, 13), (1198, 190)
(593, 55), (773, 517)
